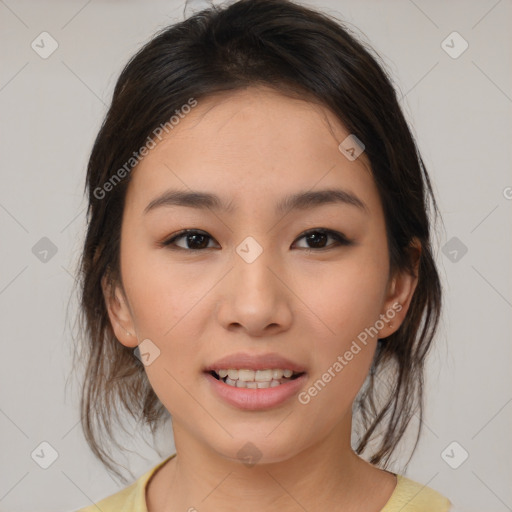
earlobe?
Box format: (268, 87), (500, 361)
(101, 274), (138, 347)
(379, 239), (421, 338)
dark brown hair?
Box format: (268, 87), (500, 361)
(71, 0), (442, 484)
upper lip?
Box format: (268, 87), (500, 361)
(204, 352), (307, 373)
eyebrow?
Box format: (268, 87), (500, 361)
(143, 188), (368, 215)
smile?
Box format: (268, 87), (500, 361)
(209, 368), (304, 388)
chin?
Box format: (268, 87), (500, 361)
(206, 432), (309, 467)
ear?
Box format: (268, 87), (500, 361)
(377, 238), (421, 339)
(101, 274), (138, 347)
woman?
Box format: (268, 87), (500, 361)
(73, 0), (451, 510)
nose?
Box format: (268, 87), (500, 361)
(216, 246), (293, 337)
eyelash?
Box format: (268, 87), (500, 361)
(160, 228), (353, 252)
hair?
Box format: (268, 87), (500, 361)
(71, 0), (442, 484)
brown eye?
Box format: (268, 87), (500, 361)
(162, 229), (218, 250)
(293, 229), (352, 250)
(161, 228), (352, 252)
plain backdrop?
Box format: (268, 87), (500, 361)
(0, 0), (511, 511)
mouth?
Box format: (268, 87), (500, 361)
(207, 368), (306, 389)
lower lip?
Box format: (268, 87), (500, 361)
(204, 372), (308, 411)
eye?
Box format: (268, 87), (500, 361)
(292, 229), (352, 250)
(161, 228), (352, 252)
(161, 229), (219, 251)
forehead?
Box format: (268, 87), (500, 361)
(125, 86), (381, 219)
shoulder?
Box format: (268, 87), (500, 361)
(73, 455), (176, 512)
(381, 474), (452, 512)
(74, 480), (139, 512)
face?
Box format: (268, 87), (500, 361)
(103, 86), (418, 464)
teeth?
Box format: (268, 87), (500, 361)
(215, 368), (297, 381)
(226, 378), (283, 389)
(255, 369), (273, 381)
(212, 368), (302, 389)
(238, 369), (255, 382)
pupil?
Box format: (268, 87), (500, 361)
(188, 233), (208, 249)
(307, 232), (326, 248)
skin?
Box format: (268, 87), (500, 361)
(103, 86), (420, 512)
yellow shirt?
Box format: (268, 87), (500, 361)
(75, 454), (452, 512)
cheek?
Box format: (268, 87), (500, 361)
(302, 249), (389, 344)
(296, 247), (388, 405)
(121, 242), (211, 340)
(295, 258), (387, 425)
(121, 247), (213, 418)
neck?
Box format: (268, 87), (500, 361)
(148, 418), (396, 512)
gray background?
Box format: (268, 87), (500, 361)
(0, 0), (511, 511)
